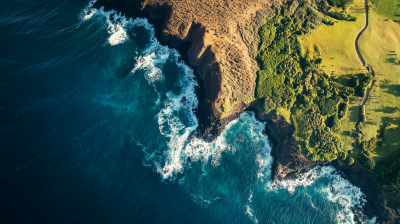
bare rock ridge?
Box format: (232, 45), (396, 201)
(93, 0), (280, 140)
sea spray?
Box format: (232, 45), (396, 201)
(268, 166), (377, 224)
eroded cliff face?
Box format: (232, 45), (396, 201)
(94, 0), (282, 139)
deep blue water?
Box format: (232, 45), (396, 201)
(0, 1), (377, 223)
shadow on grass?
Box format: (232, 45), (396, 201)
(384, 57), (400, 64)
(380, 79), (400, 97)
(373, 106), (399, 114)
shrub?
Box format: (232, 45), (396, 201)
(347, 15), (357, 21)
(327, 0), (352, 7)
(303, 56), (312, 67)
(346, 157), (354, 165)
(320, 78), (329, 89)
(318, 97), (341, 116)
(338, 103), (348, 119)
(328, 11), (347, 20)
(330, 115), (341, 130)
(360, 105), (366, 122)
(315, 58), (323, 64)
(359, 153), (376, 170)
(339, 151), (347, 161)
(322, 17), (334, 25)
(350, 77), (359, 87)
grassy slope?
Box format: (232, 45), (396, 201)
(301, 0), (365, 75)
(358, 9), (400, 161)
(370, 0), (400, 20)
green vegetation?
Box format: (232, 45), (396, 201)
(322, 17), (335, 25)
(357, 0), (400, 168)
(349, 73), (373, 97)
(255, 4), (322, 114)
(328, 11), (348, 20)
(252, 0), (400, 197)
(369, 0), (400, 20)
(347, 15), (357, 21)
(346, 157), (355, 165)
(328, 0), (353, 7)
(359, 153), (376, 170)
(301, 0), (365, 75)
(371, 157), (400, 196)
(292, 62), (361, 161)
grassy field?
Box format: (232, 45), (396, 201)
(370, 0), (400, 20)
(357, 10), (400, 161)
(301, 0), (366, 75)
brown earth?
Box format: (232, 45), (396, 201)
(93, 0), (283, 140)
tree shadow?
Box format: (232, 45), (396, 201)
(374, 106), (400, 114)
(380, 79), (400, 97)
(384, 57), (399, 64)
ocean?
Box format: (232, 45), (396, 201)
(0, 0), (377, 223)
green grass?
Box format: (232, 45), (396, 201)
(358, 10), (400, 162)
(301, 0), (366, 75)
(370, 0), (400, 20)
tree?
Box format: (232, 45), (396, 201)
(359, 153), (376, 170)
(339, 151), (347, 160)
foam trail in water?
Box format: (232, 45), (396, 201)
(246, 192), (259, 224)
(268, 166), (377, 224)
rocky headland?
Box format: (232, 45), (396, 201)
(93, 0), (400, 222)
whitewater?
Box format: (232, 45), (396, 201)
(81, 1), (378, 223)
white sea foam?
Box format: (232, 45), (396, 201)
(245, 192), (259, 224)
(268, 166), (377, 224)
(81, 0), (97, 20)
(82, 1), (133, 45)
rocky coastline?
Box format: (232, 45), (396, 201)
(92, 0), (399, 222)
(253, 109), (400, 223)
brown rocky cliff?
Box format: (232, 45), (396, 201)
(93, 0), (280, 139)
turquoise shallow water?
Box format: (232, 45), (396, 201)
(0, 0), (377, 223)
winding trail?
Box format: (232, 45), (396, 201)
(355, 0), (369, 67)
(355, 0), (374, 106)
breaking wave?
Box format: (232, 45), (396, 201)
(268, 166), (377, 224)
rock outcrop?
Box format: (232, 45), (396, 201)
(94, 0), (282, 140)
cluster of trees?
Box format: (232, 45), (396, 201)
(350, 73), (374, 97)
(322, 17), (335, 25)
(371, 157), (400, 196)
(293, 64), (355, 161)
(328, 11), (357, 21)
(318, 97), (341, 116)
(359, 153), (376, 170)
(256, 3), (323, 113)
(327, 0), (353, 7)
(338, 103), (349, 119)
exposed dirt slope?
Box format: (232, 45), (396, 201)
(94, 0), (282, 139)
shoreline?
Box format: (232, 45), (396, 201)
(91, 0), (399, 222)
(251, 108), (400, 223)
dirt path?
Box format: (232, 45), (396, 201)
(355, 0), (369, 67)
(355, 0), (375, 106)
